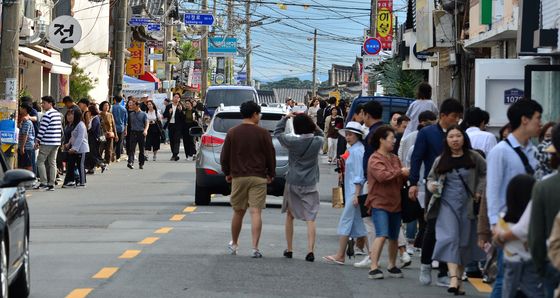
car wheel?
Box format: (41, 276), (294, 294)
(195, 184), (211, 206)
(1, 239), (8, 298)
(10, 234), (30, 297)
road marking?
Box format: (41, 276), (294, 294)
(155, 227), (173, 234)
(469, 278), (492, 293)
(119, 250), (141, 259)
(139, 237), (159, 245)
(65, 288), (93, 298)
(92, 267), (119, 279)
(170, 214), (185, 221)
(183, 206), (197, 213)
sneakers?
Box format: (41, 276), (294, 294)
(76, 184), (86, 189)
(139, 165), (144, 169)
(33, 183), (48, 190)
(419, 264), (432, 285)
(436, 275), (451, 287)
(127, 163), (134, 169)
(400, 252), (412, 268)
(355, 247), (367, 256)
(227, 241), (238, 255)
(251, 249), (263, 258)
(388, 267), (404, 278)
(61, 182), (76, 188)
(354, 255), (372, 268)
(46, 185), (55, 191)
(368, 269), (384, 280)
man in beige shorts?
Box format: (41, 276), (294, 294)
(220, 101), (276, 258)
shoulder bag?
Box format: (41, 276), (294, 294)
(504, 139), (535, 175)
(401, 182), (423, 223)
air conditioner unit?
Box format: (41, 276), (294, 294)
(20, 16), (34, 38)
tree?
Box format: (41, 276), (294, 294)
(70, 63), (97, 100)
(371, 57), (425, 98)
(177, 41), (197, 62)
(260, 77), (314, 90)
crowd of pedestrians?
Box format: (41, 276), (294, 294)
(16, 93), (202, 190)
(220, 83), (560, 298)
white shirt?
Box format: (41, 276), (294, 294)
(147, 110), (161, 122)
(499, 202), (533, 262)
(170, 104), (178, 124)
(466, 127), (497, 157)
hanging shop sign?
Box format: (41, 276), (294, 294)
(376, 0), (393, 50)
(48, 15), (83, 49)
(126, 41), (145, 76)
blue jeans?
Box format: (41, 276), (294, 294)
(371, 209), (401, 240)
(544, 262), (560, 298)
(502, 259), (544, 298)
(406, 220), (417, 240)
(490, 248), (504, 298)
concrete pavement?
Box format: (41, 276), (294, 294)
(27, 146), (490, 297)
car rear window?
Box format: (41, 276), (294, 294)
(205, 89), (257, 108)
(212, 112), (283, 133)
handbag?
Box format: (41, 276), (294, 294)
(401, 183), (422, 223)
(358, 194), (369, 218)
(332, 187), (343, 208)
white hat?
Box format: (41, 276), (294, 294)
(339, 121), (365, 138)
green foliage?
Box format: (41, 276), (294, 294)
(372, 58), (425, 98)
(178, 41), (197, 62)
(70, 63), (97, 100)
(260, 77), (313, 90)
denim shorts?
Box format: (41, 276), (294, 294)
(371, 208), (401, 240)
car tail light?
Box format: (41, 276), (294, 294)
(201, 135), (224, 147)
(204, 169), (219, 175)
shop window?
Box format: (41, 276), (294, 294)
(525, 65), (560, 123)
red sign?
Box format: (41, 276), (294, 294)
(376, 0), (393, 50)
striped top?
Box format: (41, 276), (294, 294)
(36, 108), (62, 146)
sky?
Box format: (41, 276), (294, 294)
(183, 0), (407, 82)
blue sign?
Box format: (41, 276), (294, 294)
(147, 24), (161, 32)
(504, 88), (524, 104)
(128, 17), (155, 26)
(184, 13), (215, 26)
(236, 72), (247, 81)
(0, 120), (17, 145)
(208, 37), (237, 57)
(363, 37), (381, 55)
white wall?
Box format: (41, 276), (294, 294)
(76, 54), (110, 103)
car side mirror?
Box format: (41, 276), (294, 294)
(189, 126), (203, 137)
(1, 169), (36, 188)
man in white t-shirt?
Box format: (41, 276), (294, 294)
(463, 107), (497, 157)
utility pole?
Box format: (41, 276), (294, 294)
(112, 0), (128, 97)
(0, 0), (22, 102)
(201, 0), (209, 98)
(164, 0), (174, 91)
(312, 29), (317, 98)
(245, 0), (251, 86)
(226, 0), (234, 84)
(368, 0), (378, 96)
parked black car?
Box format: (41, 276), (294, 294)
(0, 152), (36, 298)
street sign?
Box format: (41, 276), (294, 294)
(183, 13), (215, 26)
(215, 74), (225, 85)
(363, 37), (381, 55)
(48, 15), (82, 49)
(128, 17), (155, 26)
(148, 53), (163, 61)
(146, 24), (161, 32)
(504, 88), (524, 104)
(208, 37), (237, 57)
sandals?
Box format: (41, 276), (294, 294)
(447, 276), (466, 296)
(323, 255), (344, 265)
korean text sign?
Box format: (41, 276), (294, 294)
(126, 42), (145, 76)
(376, 0), (393, 50)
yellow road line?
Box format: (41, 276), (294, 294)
(65, 288), (94, 298)
(170, 214), (185, 221)
(118, 250), (141, 259)
(155, 227), (173, 234)
(92, 267), (119, 279)
(183, 206), (197, 213)
(138, 237), (159, 245)
(469, 278), (493, 293)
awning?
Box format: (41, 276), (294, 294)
(18, 46), (72, 75)
(138, 72), (160, 83)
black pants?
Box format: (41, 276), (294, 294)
(182, 129), (196, 157)
(64, 153), (86, 185)
(114, 131), (124, 160)
(168, 123), (182, 158)
(421, 190), (448, 277)
(128, 131), (145, 166)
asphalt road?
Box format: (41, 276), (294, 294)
(27, 146), (490, 298)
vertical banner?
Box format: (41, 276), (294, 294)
(361, 55), (382, 96)
(376, 0), (393, 50)
(126, 41), (145, 76)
